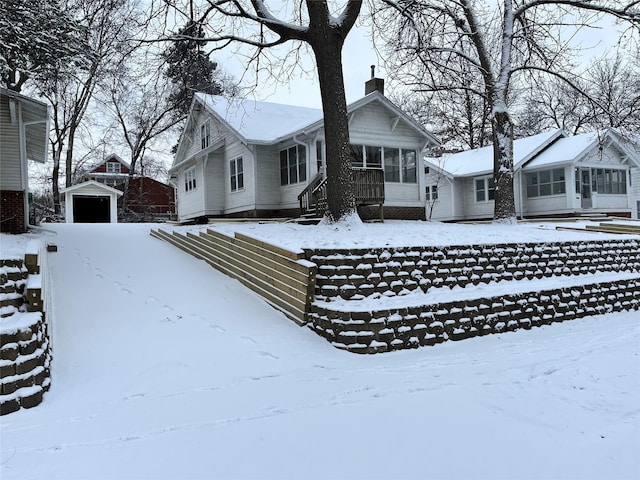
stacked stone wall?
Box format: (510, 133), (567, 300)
(305, 238), (640, 353)
(0, 312), (52, 413)
(0, 253), (52, 415)
(309, 240), (640, 302)
(308, 278), (640, 354)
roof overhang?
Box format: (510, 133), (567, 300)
(169, 138), (225, 174)
(61, 180), (123, 196)
(1, 87), (50, 164)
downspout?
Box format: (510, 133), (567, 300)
(517, 170), (524, 220)
(446, 176), (455, 220)
(22, 111), (50, 229)
(293, 135), (309, 182)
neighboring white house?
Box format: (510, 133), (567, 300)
(170, 81), (440, 222)
(0, 87), (49, 233)
(425, 129), (640, 221)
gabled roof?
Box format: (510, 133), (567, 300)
(89, 153), (131, 172)
(60, 180), (123, 196)
(429, 129), (563, 177)
(197, 93), (323, 144)
(524, 129), (640, 169)
(195, 90), (440, 147)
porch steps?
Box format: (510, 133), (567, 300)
(150, 228), (316, 325)
(557, 222), (640, 236)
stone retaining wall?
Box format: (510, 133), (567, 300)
(0, 312), (52, 414)
(308, 278), (640, 354)
(0, 248), (53, 415)
(309, 240), (640, 302)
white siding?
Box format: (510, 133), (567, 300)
(176, 162), (206, 220)
(0, 95), (23, 190)
(520, 166), (572, 217)
(462, 177), (494, 219)
(349, 102), (427, 207)
(631, 167), (640, 219)
(175, 108), (230, 168)
(579, 144), (626, 166)
(224, 141), (255, 214)
(205, 151), (224, 214)
(254, 145), (281, 209)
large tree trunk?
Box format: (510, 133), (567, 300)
(65, 126), (77, 187)
(52, 150), (62, 215)
(307, 7), (357, 222)
(492, 110), (517, 223)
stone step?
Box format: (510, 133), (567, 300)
(308, 274), (640, 354)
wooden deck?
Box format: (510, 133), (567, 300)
(298, 168), (385, 219)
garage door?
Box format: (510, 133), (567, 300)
(73, 195), (111, 223)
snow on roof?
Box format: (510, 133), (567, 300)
(523, 131), (602, 169)
(60, 180), (123, 196)
(433, 129), (562, 176)
(197, 94), (323, 143)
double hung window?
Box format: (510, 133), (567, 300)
(230, 157), (243, 192)
(280, 145), (307, 185)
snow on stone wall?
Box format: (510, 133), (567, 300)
(306, 239), (640, 354)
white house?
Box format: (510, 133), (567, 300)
(0, 87), (49, 233)
(170, 80), (440, 222)
(425, 129), (640, 221)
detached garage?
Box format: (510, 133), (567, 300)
(61, 181), (122, 223)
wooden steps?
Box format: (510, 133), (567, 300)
(151, 228), (316, 325)
(558, 222), (640, 235)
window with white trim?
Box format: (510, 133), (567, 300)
(475, 177), (495, 202)
(526, 168), (566, 197)
(106, 161), (121, 173)
(591, 168), (626, 194)
(383, 147), (417, 183)
(185, 167), (196, 192)
(280, 145), (307, 186)
(426, 185), (438, 202)
(350, 144), (383, 169)
(230, 157), (243, 192)
(200, 119), (211, 150)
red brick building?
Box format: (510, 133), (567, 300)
(80, 154), (175, 221)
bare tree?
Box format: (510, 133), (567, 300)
(102, 64), (182, 215)
(516, 77), (592, 137)
(517, 52), (640, 136)
(373, 0), (639, 223)
(36, 0), (139, 214)
(153, 0), (363, 222)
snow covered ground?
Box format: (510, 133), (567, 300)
(1, 222), (639, 480)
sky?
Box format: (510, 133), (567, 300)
(1, 221), (639, 479)
(211, 4), (627, 109)
(211, 3), (385, 109)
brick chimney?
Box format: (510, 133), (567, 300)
(365, 65), (384, 96)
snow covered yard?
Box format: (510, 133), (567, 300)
(1, 222), (639, 480)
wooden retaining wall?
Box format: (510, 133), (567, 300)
(152, 228), (640, 354)
(151, 228), (316, 325)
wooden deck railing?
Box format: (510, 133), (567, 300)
(298, 168), (385, 217)
(298, 172), (324, 214)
